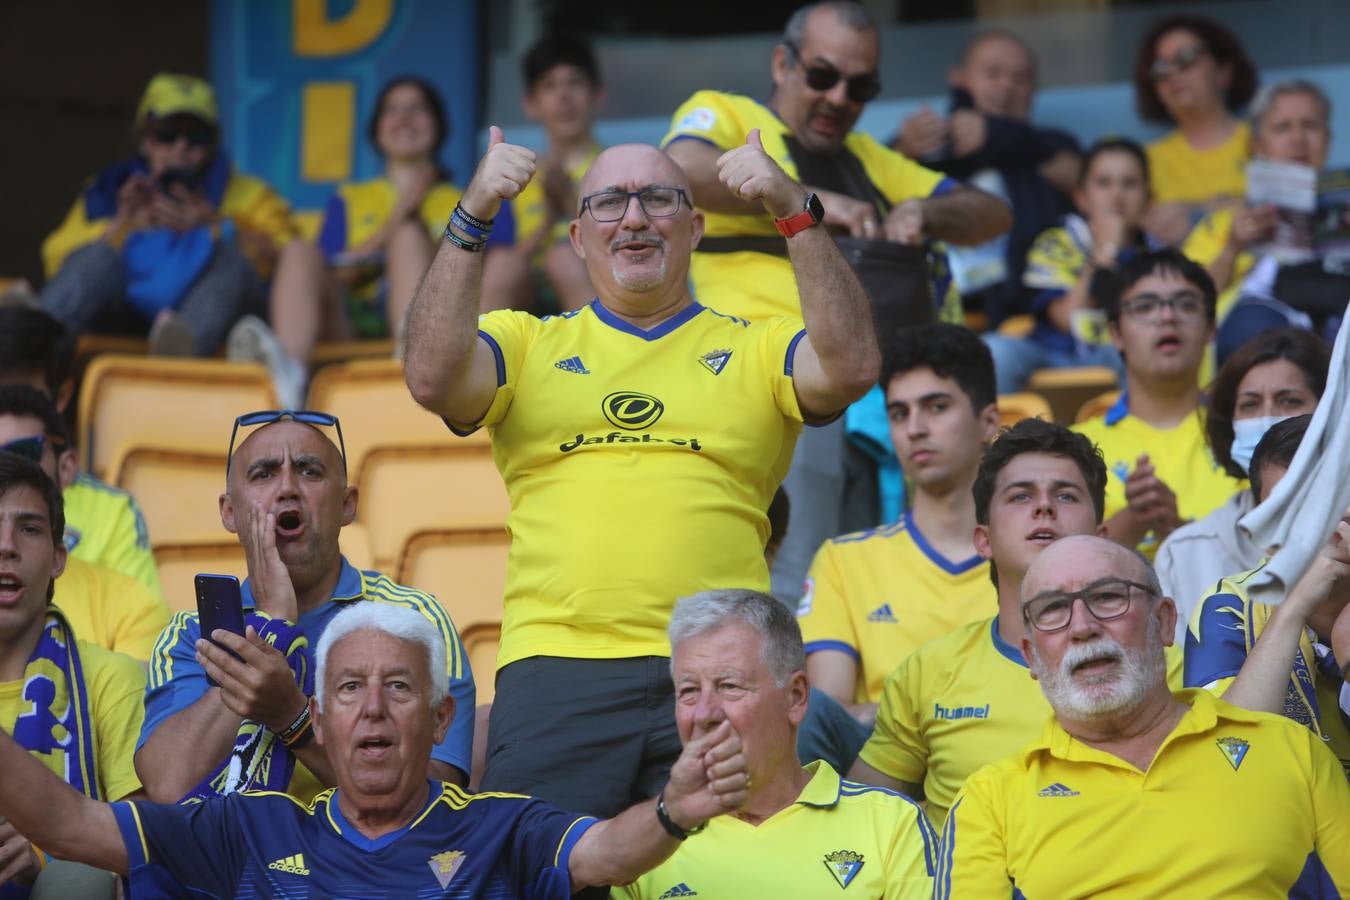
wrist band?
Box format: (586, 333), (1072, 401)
(655, 791), (706, 840)
(279, 703), (312, 745)
(453, 203), (493, 232)
(283, 716), (315, 749)
(450, 206), (493, 242)
(443, 227), (488, 253)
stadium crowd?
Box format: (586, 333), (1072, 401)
(1, 1), (1348, 896)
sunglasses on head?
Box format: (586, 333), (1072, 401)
(151, 125), (215, 148)
(783, 41), (882, 103)
(227, 410), (347, 476)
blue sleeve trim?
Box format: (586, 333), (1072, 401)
(112, 802), (150, 869)
(664, 135), (720, 151)
(444, 330), (506, 438)
(804, 639), (861, 662)
(784, 328), (807, 376)
(316, 193), (347, 260)
(930, 177), (960, 198)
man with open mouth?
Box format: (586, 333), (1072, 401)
(938, 534), (1350, 897)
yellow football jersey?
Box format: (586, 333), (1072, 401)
(1073, 399), (1245, 557)
(63, 473), (163, 598)
(1182, 205), (1251, 323)
(938, 690), (1350, 898)
(615, 761), (936, 899)
(457, 301), (806, 669)
(661, 90), (952, 322)
(54, 556), (172, 662)
(1146, 123), (1250, 206)
(797, 513), (993, 704)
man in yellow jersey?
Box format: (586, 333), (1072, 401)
(799, 323), (999, 724)
(0, 387), (169, 662)
(1072, 248), (1245, 556)
(404, 118), (879, 823)
(135, 412), (475, 803)
(0, 307), (163, 598)
(848, 419), (1113, 828)
(663, 2), (1010, 607)
(617, 589), (936, 899)
(938, 535), (1350, 897)
(1185, 415), (1350, 775)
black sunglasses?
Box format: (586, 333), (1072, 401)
(783, 41), (882, 103)
(151, 126), (215, 148)
(227, 410), (347, 476)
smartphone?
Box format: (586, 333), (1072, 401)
(195, 574), (246, 684)
(158, 167), (200, 198)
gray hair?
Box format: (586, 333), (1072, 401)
(783, 1), (876, 47)
(314, 603), (447, 712)
(1250, 79), (1332, 133)
(668, 589), (805, 687)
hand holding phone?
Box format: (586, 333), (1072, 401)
(196, 574), (246, 685)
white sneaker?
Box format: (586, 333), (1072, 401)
(227, 315), (308, 409)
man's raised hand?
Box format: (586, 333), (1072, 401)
(716, 129), (806, 221)
(662, 720), (750, 830)
(460, 126), (537, 222)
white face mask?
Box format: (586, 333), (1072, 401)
(1230, 415), (1289, 475)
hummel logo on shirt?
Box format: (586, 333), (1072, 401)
(866, 603), (898, 623)
(267, 853), (311, 875)
(555, 355), (591, 375)
(1037, 782), (1080, 798)
(659, 883), (699, 898)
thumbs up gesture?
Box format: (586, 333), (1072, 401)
(716, 129), (807, 220)
(461, 125), (538, 221)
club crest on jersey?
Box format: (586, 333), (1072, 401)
(823, 850), (864, 888)
(1216, 736), (1250, 771)
(698, 348), (732, 375)
(428, 850), (467, 889)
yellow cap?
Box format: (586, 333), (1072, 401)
(136, 73), (218, 127)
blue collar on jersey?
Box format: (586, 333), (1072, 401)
(904, 510), (986, 576)
(1104, 389), (1130, 427)
(589, 298), (705, 341)
(324, 780), (445, 853)
(990, 618), (1029, 669)
(240, 555), (363, 610)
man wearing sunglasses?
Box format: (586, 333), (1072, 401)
(136, 410), (476, 806)
(937, 534), (1350, 896)
(40, 73), (297, 357)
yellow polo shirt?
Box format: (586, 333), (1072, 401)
(615, 761), (936, 899)
(54, 556), (172, 662)
(1146, 123), (1250, 206)
(937, 690), (1350, 898)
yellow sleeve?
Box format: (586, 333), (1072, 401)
(85, 643), (148, 802)
(1181, 209), (1232, 268)
(455, 309), (539, 433)
(886, 797), (940, 897)
(858, 135), (945, 204)
(935, 771), (1012, 899)
(661, 90), (747, 153)
(758, 316), (807, 423)
(857, 653), (929, 783)
(798, 541), (861, 658)
(102, 494), (163, 599)
(41, 193), (109, 278)
(1023, 228), (1081, 292)
(221, 173), (298, 249)
(1308, 730), (1350, 890)
(103, 569), (172, 663)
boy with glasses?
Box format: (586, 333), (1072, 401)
(1072, 249), (1244, 555)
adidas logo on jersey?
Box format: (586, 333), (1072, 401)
(659, 884), (699, 898)
(1037, 782), (1079, 798)
(555, 355), (591, 375)
(866, 603), (897, 623)
(267, 853), (310, 875)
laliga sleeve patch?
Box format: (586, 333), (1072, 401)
(796, 577), (815, 616)
(676, 107), (716, 133)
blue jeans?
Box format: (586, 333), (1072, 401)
(982, 333), (1124, 395)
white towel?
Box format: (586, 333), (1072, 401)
(1238, 301), (1350, 605)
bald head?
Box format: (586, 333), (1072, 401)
(1022, 535), (1158, 604)
(578, 144), (691, 203)
(228, 420), (345, 493)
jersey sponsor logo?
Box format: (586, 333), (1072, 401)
(1037, 782), (1079, 798)
(796, 578), (815, 616)
(555, 355), (592, 375)
(1216, 736), (1250, 771)
(267, 853), (310, 876)
(698, 348), (732, 375)
(658, 883), (699, 898)
(823, 849), (864, 888)
(676, 107), (716, 132)
(560, 432), (702, 453)
(428, 850), (467, 889)
(933, 702), (990, 721)
(603, 391), (665, 430)
(866, 603), (897, 623)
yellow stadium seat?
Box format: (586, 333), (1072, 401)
(1026, 365), (1120, 424)
(357, 445), (509, 572)
(1076, 390), (1123, 424)
(997, 392), (1052, 428)
(154, 541), (248, 612)
(78, 355), (277, 479)
(460, 623), (501, 703)
(306, 358), (481, 483)
(109, 447), (229, 546)
(310, 339), (396, 371)
(396, 527), (508, 637)
(996, 314), (1035, 338)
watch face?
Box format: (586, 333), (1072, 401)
(805, 192), (824, 223)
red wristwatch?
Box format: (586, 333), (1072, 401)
(774, 193), (825, 238)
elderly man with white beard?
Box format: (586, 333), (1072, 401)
(935, 534), (1350, 898)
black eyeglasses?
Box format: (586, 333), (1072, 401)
(1149, 44), (1209, 83)
(0, 435), (47, 465)
(579, 187), (690, 223)
(783, 41), (881, 103)
(1022, 578), (1155, 633)
(227, 410), (347, 476)
(1121, 291), (1207, 323)
(151, 126), (215, 148)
